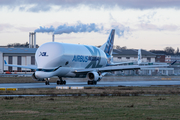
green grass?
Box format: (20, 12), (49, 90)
(0, 96), (180, 120)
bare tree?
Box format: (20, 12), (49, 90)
(116, 45), (121, 49)
(164, 47), (175, 54)
(175, 47), (179, 55)
(121, 46), (127, 49)
(7, 42), (39, 48)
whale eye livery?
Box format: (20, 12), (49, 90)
(4, 29), (169, 85)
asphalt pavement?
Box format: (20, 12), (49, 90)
(0, 81), (180, 88)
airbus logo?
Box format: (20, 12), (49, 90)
(72, 55), (100, 62)
(39, 52), (48, 57)
(71, 46), (103, 68)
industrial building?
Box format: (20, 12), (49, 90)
(113, 49), (156, 63)
(112, 49), (175, 75)
(165, 55), (180, 64)
(0, 48), (37, 73)
(0, 32), (37, 74)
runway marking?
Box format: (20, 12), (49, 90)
(71, 86), (84, 89)
(0, 88), (6, 91)
(56, 86), (85, 89)
(161, 78), (171, 80)
(6, 88), (18, 91)
(56, 86), (69, 89)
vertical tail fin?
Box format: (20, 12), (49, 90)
(100, 29), (115, 57)
(100, 29), (115, 65)
(138, 49), (142, 65)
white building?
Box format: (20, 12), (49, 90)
(165, 55), (180, 64)
(0, 48), (37, 73)
(113, 49), (156, 63)
(112, 49), (175, 75)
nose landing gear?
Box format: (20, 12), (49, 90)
(57, 77), (66, 85)
(45, 78), (50, 85)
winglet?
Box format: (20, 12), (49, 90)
(171, 60), (177, 65)
(4, 60), (7, 65)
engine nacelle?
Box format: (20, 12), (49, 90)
(32, 72), (45, 81)
(87, 72), (102, 81)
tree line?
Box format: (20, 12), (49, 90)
(7, 42), (39, 48)
(150, 47), (180, 55)
(113, 45), (180, 55)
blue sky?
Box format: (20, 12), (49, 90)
(0, 0), (180, 50)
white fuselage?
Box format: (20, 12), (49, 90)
(35, 42), (107, 78)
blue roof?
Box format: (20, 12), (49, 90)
(0, 48), (37, 54)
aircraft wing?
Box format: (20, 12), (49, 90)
(4, 60), (37, 70)
(72, 64), (169, 73)
(108, 61), (134, 66)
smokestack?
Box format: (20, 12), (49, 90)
(29, 33), (32, 48)
(34, 32), (36, 48)
(52, 34), (54, 42)
(31, 33), (34, 48)
(29, 32), (36, 48)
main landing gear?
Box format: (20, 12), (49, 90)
(87, 80), (97, 85)
(57, 77), (66, 85)
(45, 78), (50, 85)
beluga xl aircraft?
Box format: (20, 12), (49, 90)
(4, 29), (170, 85)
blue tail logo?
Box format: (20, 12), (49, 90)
(100, 29), (115, 65)
(100, 29), (115, 58)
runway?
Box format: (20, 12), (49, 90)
(0, 81), (180, 88)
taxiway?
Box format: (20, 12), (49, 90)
(0, 81), (180, 89)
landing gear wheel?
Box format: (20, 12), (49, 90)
(63, 80), (66, 85)
(45, 81), (50, 85)
(60, 80), (66, 85)
(93, 81), (97, 85)
(57, 79), (66, 85)
(57, 80), (60, 85)
(87, 80), (97, 85)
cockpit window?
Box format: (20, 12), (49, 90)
(36, 66), (61, 72)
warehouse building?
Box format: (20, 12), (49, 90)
(113, 49), (156, 63)
(0, 48), (37, 74)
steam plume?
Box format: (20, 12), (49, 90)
(34, 23), (129, 37)
(54, 23), (101, 34)
(34, 26), (55, 33)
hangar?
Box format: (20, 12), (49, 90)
(0, 48), (37, 74)
(113, 49), (156, 63)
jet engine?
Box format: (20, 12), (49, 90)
(87, 72), (102, 81)
(32, 72), (45, 81)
